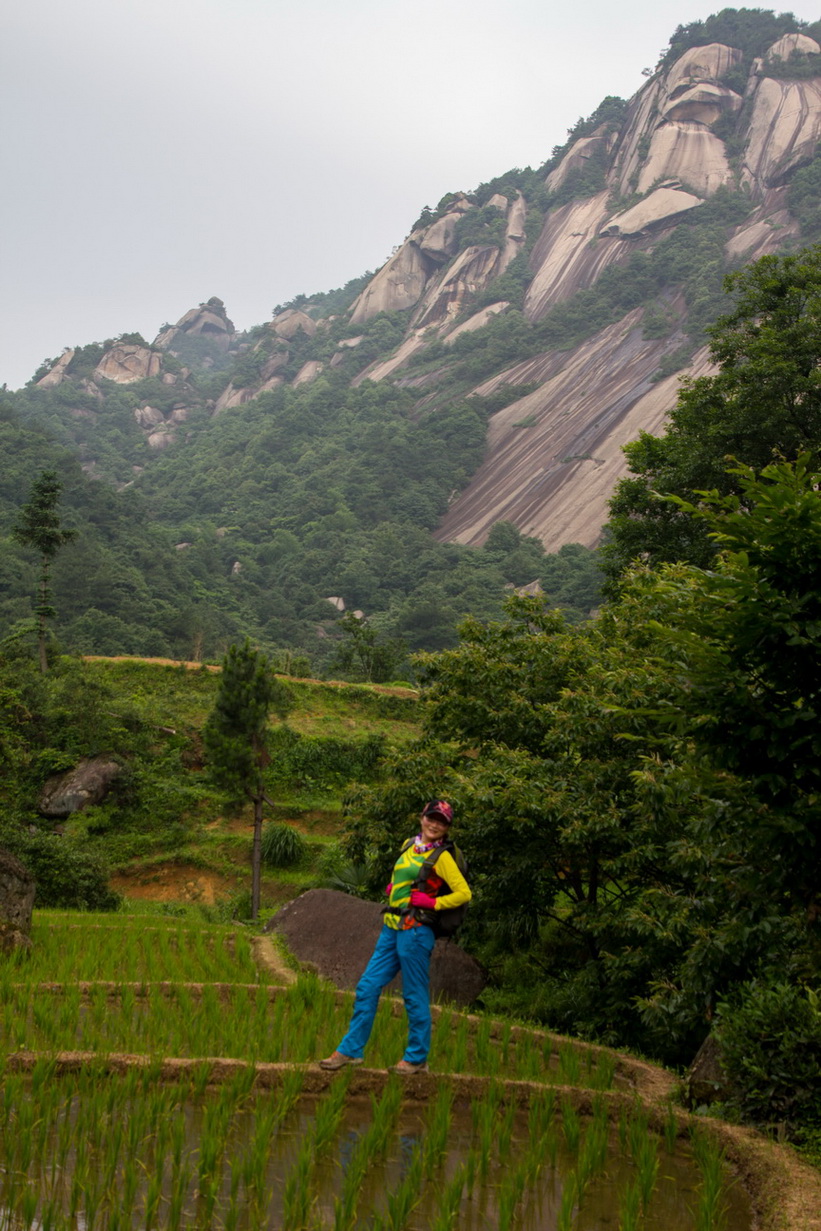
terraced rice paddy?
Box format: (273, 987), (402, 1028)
(0, 912), (752, 1230)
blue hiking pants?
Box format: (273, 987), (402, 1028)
(337, 923), (436, 1064)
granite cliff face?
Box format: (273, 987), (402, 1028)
(345, 31), (821, 549)
(31, 27), (821, 551)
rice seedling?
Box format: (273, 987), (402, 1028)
(618, 1178), (642, 1231)
(691, 1126), (730, 1231)
(561, 1097), (581, 1154)
(496, 1097), (518, 1164)
(557, 1042), (582, 1085)
(281, 1135), (315, 1231)
(371, 1143), (424, 1231)
(497, 1159), (529, 1231)
(430, 1162), (467, 1231)
(423, 1084), (455, 1178)
(633, 1131), (660, 1213)
(556, 1170), (578, 1231)
(664, 1101), (680, 1153)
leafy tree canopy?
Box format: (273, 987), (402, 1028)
(603, 244), (821, 586)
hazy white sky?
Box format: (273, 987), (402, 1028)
(3, 0), (820, 389)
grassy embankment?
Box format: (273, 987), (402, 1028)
(74, 658), (419, 914)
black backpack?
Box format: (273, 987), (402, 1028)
(402, 837), (470, 939)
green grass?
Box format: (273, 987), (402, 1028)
(68, 657), (421, 911)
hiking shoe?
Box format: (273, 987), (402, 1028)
(390, 1059), (429, 1074)
(319, 1051), (363, 1071)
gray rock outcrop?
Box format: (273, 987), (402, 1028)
(267, 888), (486, 1007)
(93, 344), (161, 384)
(0, 848), (36, 955)
(686, 1034), (731, 1107)
(38, 757), (123, 817)
(36, 349), (75, 389)
(154, 297), (235, 351)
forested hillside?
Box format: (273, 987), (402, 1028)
(5, 7), (821, 672)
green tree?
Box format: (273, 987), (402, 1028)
(13, 470), (75, 671)
(604, 245), (821, 587)
(203, 640), (293, 919)
(328, 612), (408, 683)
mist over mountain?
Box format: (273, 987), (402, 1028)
(5, 8), (821, 669)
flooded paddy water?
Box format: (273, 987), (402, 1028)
(0, 1065), (751, 1230)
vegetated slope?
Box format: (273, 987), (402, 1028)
(10, 9), (821, 660)
(0, 653), (419, 912)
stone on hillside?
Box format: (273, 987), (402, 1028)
(664, 42), (743, 94)
(349, 240), (435, 325)
(271, 309), (317, 340)
(443, 303), (510, 346)
(766, 32), (820, 61)
(742, 77), (821, 192)
(267, 888), (486, 1007)
(413, 245), (501, 328)
(134, 405), (165, 428)
(0, 848), (36, 955)
(38, 757), (123, 818)
(36, 349), (75, 389)
(546, 127), (613, 194)
(292, 360), (324, 386)
(636, 123), (732, 196)
(154, 297), (235, 351)
(686, 1034), (730, 1107)
(601, 186), (703, 237)
(418, 210), (465, 262)
(660, 83), (742, 125)
(93, 344), (161, 384)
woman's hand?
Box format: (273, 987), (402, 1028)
(410, 890), (437, 910)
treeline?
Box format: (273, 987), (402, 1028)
(2, 383), (601, 673)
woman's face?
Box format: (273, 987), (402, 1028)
(420, 813), (450, 843)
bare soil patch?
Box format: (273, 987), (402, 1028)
(111, 864), (238, 905)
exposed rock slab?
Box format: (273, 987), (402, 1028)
(434, 305), (716, 551)
(93, 345), (160, 384)
(267, 888), (485, 1007)
(602, 187), (703, 237)
(524, 192), (634, 321)
(743, 76), (821, 192)
(766, 32), (820, 61)
(154, 297), (234, 351)
(443, 303), (509, 346)
(725, 187), (800, 262)
(39, 757), (123, 817)
(0, 848), (35, 954)
(546, 127), (611, 193)
(292, 360), (324, 386)
(36, 349), (75, 389)
(412, 245), (502, 329)
(349, 238), (436, 325)
(271, 309), (316, 339)
(635, 123), (732, 196)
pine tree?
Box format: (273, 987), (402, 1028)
(203, 640), (293, 918)
(13, 470), (75, 672)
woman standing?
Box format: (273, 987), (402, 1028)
(319, 801), (470, 1074)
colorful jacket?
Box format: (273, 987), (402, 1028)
(383, 839), (471, 931)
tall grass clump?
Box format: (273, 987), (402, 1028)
(261, 822), (307, 867)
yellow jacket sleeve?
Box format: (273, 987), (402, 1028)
(433, 850), (471, 911)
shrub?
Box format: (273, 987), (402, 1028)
(0, 827), (120, 911)
(260, 822), (307, 868)
(714, 981), (821, 1129)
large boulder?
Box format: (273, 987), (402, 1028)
(267, 888), (486, 1006)
(0, 848), (35, 955)
(686, 1033), (731, 1107)
(93, 344), (161, 384)
(38, 756), (123, 817)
